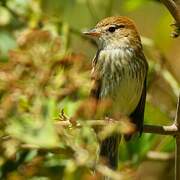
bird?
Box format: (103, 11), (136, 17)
(83, 16), (148, 169)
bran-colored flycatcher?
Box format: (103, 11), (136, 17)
(84, 16), (148, 169)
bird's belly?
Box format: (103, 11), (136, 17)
(100, 71), (144, 116)
(113, 77), (142, 115)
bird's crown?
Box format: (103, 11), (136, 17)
(95, 16), (137, 30)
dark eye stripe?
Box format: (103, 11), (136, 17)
(116, 24), (125, 29)
(107, 24), (125, 33)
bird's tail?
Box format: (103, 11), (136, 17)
(100, 134), (121, 169)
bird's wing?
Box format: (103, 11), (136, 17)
(90, 74), (101, 99)
(130, 77), (147, 136)
(130, 52), (148, 136)
(90, 50), (101, 100)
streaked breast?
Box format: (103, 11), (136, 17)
(97, 48), (146, 116)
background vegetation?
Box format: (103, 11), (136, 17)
(0, 0), (179, 179)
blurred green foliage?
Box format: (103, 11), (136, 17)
(0, 0), (179, 179)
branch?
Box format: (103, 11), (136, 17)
(55, 94), (180, 135)
(55, 95), (180, 137)
(55, 121), (178, 135)
(147, 151), (174, 161)
(175, 93), (180, 180)
(175, 91), (180, 128)
(143, 124), (178, 135)
(160, 0), (180, 37)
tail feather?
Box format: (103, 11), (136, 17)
(100, 134), (121, 169)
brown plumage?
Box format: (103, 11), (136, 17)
(84, 16), (148, 169)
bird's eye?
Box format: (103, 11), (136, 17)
(108, 26), (116, 33)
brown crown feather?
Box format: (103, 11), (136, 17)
(96, 16), (138, 30)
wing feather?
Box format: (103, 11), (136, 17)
(90, 50), (101, 99)
(125, 52), (148, 140)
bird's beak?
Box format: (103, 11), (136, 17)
(83, 28), (101, 37)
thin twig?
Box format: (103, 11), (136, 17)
(143, 124), (178, 135)
(54, 95), (180, 137)
(160, 0), (180, 24)
(175, 93), (180, 129)
(147, 151), (174, 161)
(160, 0), (180, 37)
(175, 94), (180, 180)
(175, 136), (180, 180)
(55, 120), (178, 135)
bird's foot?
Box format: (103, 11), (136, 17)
(105, 117), (115, 124)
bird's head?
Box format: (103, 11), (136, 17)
(84, 16), (142, 50)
